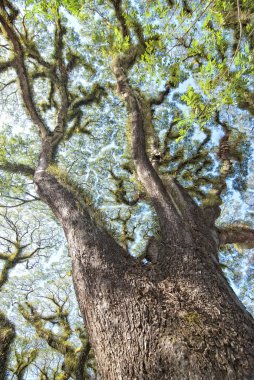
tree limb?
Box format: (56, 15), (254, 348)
(0, 7), (48, 138)
(51, 16), (69, 146)
(0, 162), (35, 177)
(110, 0), (130, 38)
(112, 55), (188, 241)
(0, 59), (14, 74)
(219, 225), (254, 248)
(19, 302), (74, 356)
(202, 112), (233, 224)
(149, 84), (171, 106)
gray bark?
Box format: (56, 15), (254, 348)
(34, 166), (254, 380)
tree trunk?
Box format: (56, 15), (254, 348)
(0, 312), (15, 380)
(34, 169), (254, 380)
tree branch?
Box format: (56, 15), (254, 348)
(0, 58), (14, 73)
(0, 194), (39, 208)
(0, 162), (35, 177)
(10, 348), (37, 380)
(70, 83), (106, 112)
(202, 112), (233, 224)
(236, 86), (254, 115)
(219, 225), (254, 248)
(19, 299), (92, 379)
(19, 302), (74, 356)
(110, 0), (130, 38)
(75, 341), (91, 380)
(0, 7), (48, 138)
(149, 84), (171, 106)
(51, 16), (69, 146)
(112, 56), (188, 242)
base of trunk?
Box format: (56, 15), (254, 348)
(73, 254), (254, 380)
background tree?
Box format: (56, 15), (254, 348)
(0, 0), (254, 378)
(6, 270), (94, 380)
(0, 208), (49, 380)
(0, 209), (93, 379)
(19, 294), (92, 379)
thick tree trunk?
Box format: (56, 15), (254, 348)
(34, 169), (254, 380)
(71, 237), (254, 380)
(0, 312), (15, 380)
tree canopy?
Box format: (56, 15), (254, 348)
(0, 0), (254, 378)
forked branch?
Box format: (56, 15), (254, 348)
(112, 54), (192, 243)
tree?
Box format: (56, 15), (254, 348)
(0, 208), (49, 380)
(0, 0), (254, 378)
(18, 293), (93, 379)
(6, 260), (95, 380)
(0, 209), (93, 379)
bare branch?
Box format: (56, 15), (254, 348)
(0, 79), (15, 91)
(0, 193), (39, 208)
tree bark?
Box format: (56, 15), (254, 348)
(34, 168), (254, 380)
(0, 312), (15, 380)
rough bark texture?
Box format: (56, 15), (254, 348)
(34, 166), (254, 380)
(0, 312), (15, 380)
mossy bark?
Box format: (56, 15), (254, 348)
(0, 313), (15, 380)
